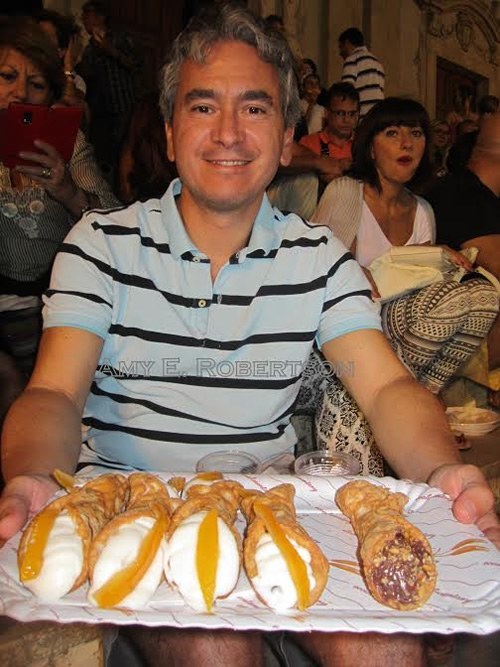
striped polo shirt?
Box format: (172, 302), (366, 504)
(43, 179), (381, 472)
(341, 46), (385, 118)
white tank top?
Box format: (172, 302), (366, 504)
(356, 199), (434, 268)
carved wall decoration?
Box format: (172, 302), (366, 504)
(415, 1), (500, 64)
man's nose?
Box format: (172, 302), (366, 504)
(212, 107), (244, 146)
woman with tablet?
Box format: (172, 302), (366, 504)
(0, 16), (117, 382)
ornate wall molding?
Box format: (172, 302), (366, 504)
(415, 0), (500, 63)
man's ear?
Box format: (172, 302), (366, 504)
(279, 126), (294, 167)
(165, 122), (175, 162)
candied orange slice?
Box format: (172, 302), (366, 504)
(19, 508), (59, 581)
(52, 468), (75, 492)
(92, 514), (167, 608)
(194, 472), (222, 482)
(254, 501), (310, 610)
(196, 508), (219, 612)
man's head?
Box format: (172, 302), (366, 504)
(36, 9), (79, 59)
(81, 1), (107, 35)
(160, 5), (299, 220)
(478, 95), (499, 117)
(160, 6), (300, 129)
(325, 82), (359, 139)
(469, 112), (500, 194)
(338, 27), (364, 60)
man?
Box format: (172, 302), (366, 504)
(0, 6), (498, 666)
(36, 9), (88, 115)
(339, 27), (384, 118)
(299, 81), (358, 168)
(78, 0), (139, 175)
(430, 113), (500, 371)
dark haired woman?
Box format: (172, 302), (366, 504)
(310, 98), (498, 459)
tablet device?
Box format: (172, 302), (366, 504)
(0, 103), (83, 168)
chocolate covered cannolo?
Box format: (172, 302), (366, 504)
(241, 483), (329, 611)
(336, 480), (437, 610)
(18, 473), (129, 601)
(88, 472), (176, 608)
(164, 476), (243, 612)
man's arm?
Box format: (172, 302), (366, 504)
(281, 143), (348, 183)
(322, 329), (499, 546)
(0, 327), (104, 541)
(462, 235), (500, 278)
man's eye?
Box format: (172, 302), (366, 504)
(247, 106), (266, 115)
(192, 105), (212, 114)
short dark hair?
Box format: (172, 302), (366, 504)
(338, 27), (364, 46)
(327, 82), (359, 108)
(350, 97), (432, 190)
(36, 9), (79, 51)
(478, 94), (499, 115)
(0, 16), (65, 102)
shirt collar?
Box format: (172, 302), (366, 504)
(161, 178), (280, 261)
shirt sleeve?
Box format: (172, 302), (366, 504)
(316, 235), (382, 347)
(43, 213), (115, 339)
(69, 132), (121, 210)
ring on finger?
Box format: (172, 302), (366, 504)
(41, 167), (52, 179)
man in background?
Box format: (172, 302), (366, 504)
(78, 0), (140, 180)
(339, 27), (384, 119)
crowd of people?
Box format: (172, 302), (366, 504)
(0, 3), (499, 665)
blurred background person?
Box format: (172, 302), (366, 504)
(78, 1), (140, 183)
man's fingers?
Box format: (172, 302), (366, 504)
(0, 494), (30, 543)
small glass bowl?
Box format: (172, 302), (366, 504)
(195, 450), (261, 474)
(294, 450), (361, 476)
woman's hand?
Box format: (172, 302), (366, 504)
(16, 139), (77, 202)
(441, 245), (473, 271)
(15, 140), (92, 219)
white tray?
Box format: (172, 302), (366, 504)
(1, 473), (499, 635)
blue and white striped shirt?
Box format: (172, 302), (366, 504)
(44, 179), (381, 471)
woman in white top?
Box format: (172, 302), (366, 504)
(305, 98), (498, 464)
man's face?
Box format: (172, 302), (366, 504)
(81, 8), (104, 35)
(166, 41), (293, 220)
(338, 40), (351, 60)
(326, 96), (359, 139)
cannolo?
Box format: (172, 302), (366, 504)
(336, 480), (437, 610)
(241, 483), (329, 611)
(164, 476), (243, 612)
(18, 473), (129, 602)
(88, 472), (176, 608)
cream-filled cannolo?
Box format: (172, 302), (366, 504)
(164, 478), (243, 612)
(241, 484), (329, 611)
(18, 473), (129, 602)
(336, 480), (437, 610)
(88, 472), (176, 608)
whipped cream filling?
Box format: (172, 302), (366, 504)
(88, 516), (166, 608)
(164, 510), (240, 612)
(23, 510), (84, 602)
(251, 533), (316, 610)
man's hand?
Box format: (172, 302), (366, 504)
(0, 475), (58, 547)
(427, 463), (500, 548)
(317, 156), (350, 183)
